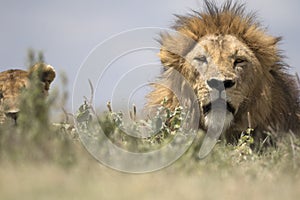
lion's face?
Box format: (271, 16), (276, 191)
(183, 35), (262, 130)
(0, 64), (55, 123)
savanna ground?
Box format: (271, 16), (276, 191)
(0, 52), (300, 200)
(1, 129), (300, 200)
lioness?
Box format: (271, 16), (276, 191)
(0, 63), (56, 123)
(148, 0), (300, 142)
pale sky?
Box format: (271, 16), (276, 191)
(0, 0), (299, 114)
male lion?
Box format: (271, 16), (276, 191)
(148, 0), (300, 143)
(0, 63), (56, 123)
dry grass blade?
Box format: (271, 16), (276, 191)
(62, 107), (73, 123)
(130, 104), (137, 121)
(247, 112), (252, 129)
(88, 79), (94, 104)
(296, 72), (300, 87)
(289, 135), (297, 169)
(107, 101), (112, 113)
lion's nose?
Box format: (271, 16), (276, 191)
(206, 78), (235, 91)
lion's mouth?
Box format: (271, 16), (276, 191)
(202, 99), (235, 115)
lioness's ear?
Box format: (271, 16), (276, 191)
(29, 63), (56, 91)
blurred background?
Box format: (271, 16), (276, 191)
(0, 0), (299, 115)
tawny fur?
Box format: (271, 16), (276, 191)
(147, 0), (300, 142)
(0, 63), (55, 123)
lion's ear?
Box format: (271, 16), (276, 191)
(29, 63), (56, 91)
(159, 32), (197, 71)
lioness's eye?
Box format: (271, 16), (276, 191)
(194, 56), (207, 64)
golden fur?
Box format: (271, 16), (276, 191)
(147, 0), (300, 142)
(0, 63), (55, 123)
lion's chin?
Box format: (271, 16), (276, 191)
(204, 111), (233, 133)
(202, 99), (235, 133)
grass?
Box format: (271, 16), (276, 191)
(1, 97), (299, 200)
(0, 142), (299, 200)
(0, 65), (300, 199)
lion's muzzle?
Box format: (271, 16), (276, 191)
(206, 78), (235, 91)
(202, 77), (236, 115)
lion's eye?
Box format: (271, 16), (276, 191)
(194, 56), (207, 64)
(234, 58), (247, 68)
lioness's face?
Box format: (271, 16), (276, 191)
(185, 35), (261, 130)
(0, 64), (55, 123)
(0, 70), (29, 120)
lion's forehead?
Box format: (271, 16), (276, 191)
(188, 35), (254, 64)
